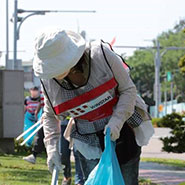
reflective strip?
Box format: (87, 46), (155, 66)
(65, 91), (113, 118)
(77, 96), (118, 121)
(54, 77), (117, 114)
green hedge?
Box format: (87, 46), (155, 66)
(160, 112), (185, 153)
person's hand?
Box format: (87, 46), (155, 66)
(47, 151), (62, 173)
(104, 123), (122, 141)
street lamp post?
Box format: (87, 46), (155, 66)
(16, 12), (45, 40)
(13, 0), (18, 69)
(12, 0), (96, 70)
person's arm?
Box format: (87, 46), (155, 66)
(35, 102), (41, 120)
(42, 86), (62, 172)
(42, 90), (61, 153)
(103, 45), (137, 140)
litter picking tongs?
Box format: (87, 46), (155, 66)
(51, 166), (59, 185)
(51, 132), (61, 185)
(16, 120), (44, 146)
(17, 120), (60, 185)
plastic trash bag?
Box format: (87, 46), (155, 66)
(84, 128), (125, 185)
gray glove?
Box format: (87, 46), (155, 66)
(47, 150), (63, 173)
(104, 122), (123, 141)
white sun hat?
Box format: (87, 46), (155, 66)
(33, 28), (86, 79)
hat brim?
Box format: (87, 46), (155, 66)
(33, 31), (86, 79)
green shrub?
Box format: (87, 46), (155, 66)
(14, 138), (33, 154)
(151, 117), (162, 127)
(160, 112), (185, 153)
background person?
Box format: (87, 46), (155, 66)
(23, 86), (41, 146)
(23, 90), (45, 163)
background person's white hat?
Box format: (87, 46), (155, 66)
(33, 28), (86, 79)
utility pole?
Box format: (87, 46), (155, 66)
(13, 0), (18, 70)
(6, 0), (9, 69)
(170, 74), (174, 112)
(164, 75), (167, 115)
(154, 40), (161, 118)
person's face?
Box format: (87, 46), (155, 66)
(67, 67), (86, 85)
(55, 52), (88, 86)
(55, 70), (70, 80)
(30, 89), (39, 98)
(55, 67), (85, 86)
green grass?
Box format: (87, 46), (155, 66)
(0, 153), (161, 185)
(179, 182), (185, 185)
(0, 153), (75, 185)
(141, 158), (185, 168)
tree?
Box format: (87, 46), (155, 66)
(178, 28), (185, 74)
(126, 19), (185, 104)
(178, 55), (185, 74)
(127, 50), (155, 104)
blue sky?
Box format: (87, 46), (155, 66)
(0, 0), (185, 65)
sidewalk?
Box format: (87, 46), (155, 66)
(141, 128), (185, 160)
(139, 162), (185, 185)
(139, 128), (185, 185)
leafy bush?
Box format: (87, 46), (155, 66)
(160, 113), (185, 153)
(14, 138), (33, 154)
(151, 117), (162, 127)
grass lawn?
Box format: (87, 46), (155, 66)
(0, 153), (75, 185)
(141, 158), (185, 168)
(0, 153), (170, 185)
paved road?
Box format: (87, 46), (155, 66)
(139, 128), (185, 185)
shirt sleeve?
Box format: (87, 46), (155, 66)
(42, 84), (61, 153)
(103, 45), (137, 127)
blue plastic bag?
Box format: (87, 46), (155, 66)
(84, 128), (125, 185)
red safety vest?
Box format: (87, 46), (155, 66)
(41, 41), (128, 122)
(53, 77), (118, 121)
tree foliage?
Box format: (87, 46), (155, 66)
(126, 19), (185, 105)
(178, 55), (185, 74)
(178, 28), (185, 74)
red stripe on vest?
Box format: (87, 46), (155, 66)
(54, 77), (117, 114)
(77, 96), (118, 121)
